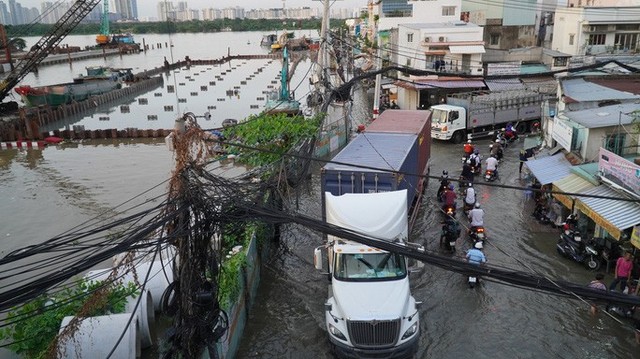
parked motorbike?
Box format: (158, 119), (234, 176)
(532, 202), (551, 224)
(484, 169), (497, 182)
(556, 230), (601, 270)
(469, 226), (486, 246)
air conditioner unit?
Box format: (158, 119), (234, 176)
(438, 36), (446, 42)
(424, 37), (431, 43)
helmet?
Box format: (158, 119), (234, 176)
(474, 242), (483, 249)
(475, 202), (481, 208)
(473, 149), (479, 154)
(448, 184), (454, 190)
(466, 159), (471, 165)
(495, 139), (501, 143)
(442, 170), (448, 176)
(467, 140), (472, 143)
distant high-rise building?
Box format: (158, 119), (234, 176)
(7, 0), (17, 25)
(131, 0), (138, 19)
(0, 1), (9, 25)
(157, 1), (174, 21)
(114, 0), (135, 20)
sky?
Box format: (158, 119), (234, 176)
(20, 0), (367, 19)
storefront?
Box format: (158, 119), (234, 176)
(552, 173), (596, 211)
(574, 185), (640, 241)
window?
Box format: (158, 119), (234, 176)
(588, 34), (606, 45)
(614, 33), (638, 50)
(442, 6), (455, 16)
(407, 33), (414, 43)
(489, 34), (500, 45)
(569, 34), (575, 45)
(554, 57), (568, 67)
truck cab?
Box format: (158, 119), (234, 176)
(430, 104), (467, 143)
(315, 191), (420, 358)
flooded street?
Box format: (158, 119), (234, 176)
(1, 32), (638, 358)
(237, 138), (637, 358)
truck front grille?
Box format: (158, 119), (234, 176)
(347, 319), (400, 348)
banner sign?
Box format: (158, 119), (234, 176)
(552, 117), (573, 152)
(598, 148), (640, 195)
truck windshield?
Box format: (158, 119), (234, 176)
(334, 252), (407, 281)
(432, 109), (449, 124)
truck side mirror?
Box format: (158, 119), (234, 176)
(314, 247), (323, 270)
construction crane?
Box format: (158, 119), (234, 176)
(0, 0), (102, 112)
(96, 0), (110, 45)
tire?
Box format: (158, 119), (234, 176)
(451, 131), (464, 144)
(585, 256), (601, 271)
(516, 122), (528, 134)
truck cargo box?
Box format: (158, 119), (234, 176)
(321, 132), (419, 215)
(366, 109), (432, 184)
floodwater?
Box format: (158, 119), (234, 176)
(236, 138), (638, 358)
(0, 31), (637, 358)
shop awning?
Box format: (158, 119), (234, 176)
(449, 45), (486, 54)
(575, 185), (640, 240)
(552, 174), (596, 209)
(525, 153), (572, 185)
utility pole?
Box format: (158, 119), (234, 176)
(371, 1), (382, 119)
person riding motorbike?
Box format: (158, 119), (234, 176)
(461, 159), (474, 185)
(442, 183), (457, 211)
(463, 140), (474, 157)
(466, 242), (487, 265)
(505, 122), (517, 141)
(490, 139), (503, 160)
(464, 183), (476, 211)
(469, 149), (482, 173)
(441, 215), (461, 251)
(437, 170), (450, 202)
(468, 202), (485, 232)
(485, 155), (499, 178)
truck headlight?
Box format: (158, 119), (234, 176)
(328, 324), (347, 341)
(401, 322), (418, 340)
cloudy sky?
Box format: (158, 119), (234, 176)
(20, 0), (367, 19)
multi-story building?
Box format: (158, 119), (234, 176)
(202, 8), (222, 21)
(0, 1), (10, 25)
(462, 0), (537, 49)
(552, 2), (640, 56)
(157, 1), (174, 21)
(114, 0), (136, 20)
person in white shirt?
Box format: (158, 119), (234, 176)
(464, 183), (476, 208)
(485, 155), (499, 177)
(468, 202), (485, 230)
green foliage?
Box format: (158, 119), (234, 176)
(218, 251), (247, 309)
(0, 279), (138, 358)
(223, 113), (322, 167)
(4, 18), (324, 38)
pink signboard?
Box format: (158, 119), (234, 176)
(598, 148), (640, 195)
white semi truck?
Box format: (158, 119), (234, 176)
(430, 90), (544, 143)
(314, 190), (421, 358)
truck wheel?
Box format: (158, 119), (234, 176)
(516, 122), (528, 134)
(451, 131), (464, 144)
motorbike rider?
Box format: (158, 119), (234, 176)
(468, 202), (485, 232)
(461, 159), (474, 185)
(466, 242), (487, 265)
(485, 154), (499, 178)
(469, 148), (482, 173)
(442, 183), (457, 211)
(464, 183), (476, 211)
(463, 140), (474, 157)
(437, 170), (450, 201)
(505, 122), (517, 141)
(490, 139), (503, 160)
(441, 214), (461, 249)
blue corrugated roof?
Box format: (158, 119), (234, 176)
(562, 78), (640, 102)
(325, 132), (417, 172)
(525, 153), (572, 185)
(578, 185), (640, 231)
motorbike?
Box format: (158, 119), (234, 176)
(469, 226), (486, 246)
(532, 202), (551, 224)
(437, 180), (449, 202)
(440, 221), (460, 252)
(468, 273), (479, 288)
(443, 204), (456, 218)
(556, 230), (601, 270)
(484, 169), (497, 182)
